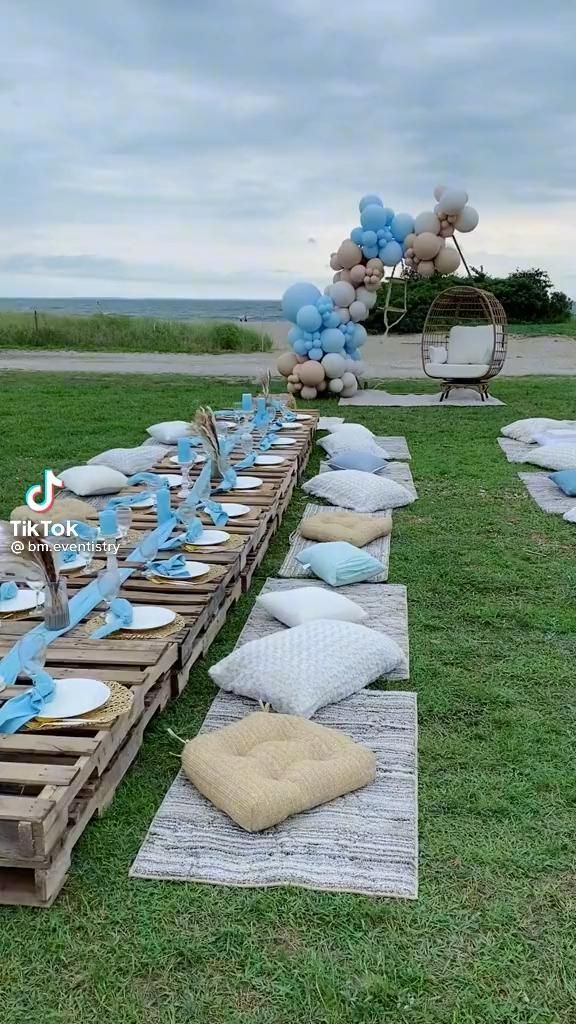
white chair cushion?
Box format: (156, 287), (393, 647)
(426, 363), (490, 379)
(303, 469), (414, 511)
(60, 465), (127, 496)
(447, 325), (493, 364)
(525, 444), (576, 471)
(256, 586), (367, 628)
(501, 418), (576, 444)
(209, 619), (404, 718)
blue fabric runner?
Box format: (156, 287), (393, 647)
(90, 597), (133, 639)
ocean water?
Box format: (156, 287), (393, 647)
(0, 297), (284, 322)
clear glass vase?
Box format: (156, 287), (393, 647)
(44, 578), (70, 631)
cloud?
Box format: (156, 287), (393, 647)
(0, 0), (574, 298)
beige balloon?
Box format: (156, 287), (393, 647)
(317, 379), (327, 392)
(332, 271), (343, 283)
(300, 385), (318, 400)
(277, 351), (299, 377)
(329, 252), (341, 271)
(403, 232), (416, 250)
(414, 211), (440, 235)
(366, 257), (384, 275)
(434, 246), (461, 274)
(418, 260), (436, 278)
(413, 232), (442, 260)
(339, 269), (353, 284)
(298, 360), (326, 387)
(337, 240), (363, 270)
(349, 264), (366, 285)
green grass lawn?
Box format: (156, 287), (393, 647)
(509, 319), (576, 337)
(1, 373), (575, 1024)
(0, 311), (273, 353)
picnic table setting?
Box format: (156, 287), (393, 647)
(0, 390), (419, 907)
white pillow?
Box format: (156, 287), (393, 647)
(88, 445), (165, 473)
(329, 423), (374, 438)
(532, 430), (576, 447)
(256, 586), (367, 628)
(319, 430), (390, 459)
(303, 470), (414, 511)
(525, 444), (576, 471)
(318, 416), (345, 431)
(563, 507), (576, 523)
(147, 420), (192, 444)
(60, 465), (127, 496)
(209, 619), (404, 718)
(447, 325), (493, 364)
(428, 345), (447, 364)
(501, 418), (576, 444)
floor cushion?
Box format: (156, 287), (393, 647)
(147, 420), (192, 444)
(532, 430), (576, 447)
(549, 470), (576, 496)
(525, 444), (576, 471)
(303, 470), (414, 511)
(256, 586), (367, 627)
(10, 497), (96, 525)
(501, 418), (576, 444)
(318, 429), (389, 459)
(59, 465), (127, 496)
(182, 711), (376, 832)
(329, 450), (388, 473)
(425, 362), (490, 379)
(209, 619), (404, 718)
(296, 541), (383, 586)
(88, 445), (166, 474)
(300, 510), (392, 546)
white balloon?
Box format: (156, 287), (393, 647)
(336, 306), (351, 323)
(332, 271), (342, 282)
(330, 281), (356, 308)
(356, 286), (377, 309)
(342, 371), (357, 388)
(341, 380), (359, 398)
(414, 211), (441, 235)
(434, 184), (447, 201)
(322, 352), (348, 379)
(349, 300), (368, 322)
(438, 189), (468, 215)
(454, 206), (479, 233)
(328, 377), (344, 394)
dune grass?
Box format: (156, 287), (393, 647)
(510, 319), (576, 337)
(0, 311), (273, 354)
(1, 372), (575, 1023)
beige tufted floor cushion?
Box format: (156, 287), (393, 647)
(300, 510), (392, 547)
(182, 711), (376, 832)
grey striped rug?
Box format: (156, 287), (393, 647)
(239, 579), (409, 680)
(340, 389), (503, 407)
(279, 503), (390, 581)
(497, 437), (534, 463)
(518, 472), (576, 515)
(319, 459), (417, 499)
(130, 689), (418, 899)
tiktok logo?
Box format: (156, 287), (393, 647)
(25, 469), (64, 513)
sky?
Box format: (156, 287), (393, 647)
(1, 0), (575, 300)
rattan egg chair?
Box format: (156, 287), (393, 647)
(422, 286), (507, 401)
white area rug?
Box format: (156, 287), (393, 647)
(130, 689), (418, 899)
(518, 473), (576, 515)
(340, 389), (504, 407)
(319, 459), (417, 499)
(239, 578), (409, 680)
(497, 437), (535, 463)
(279, 503), (390, 581)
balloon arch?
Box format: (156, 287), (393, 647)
(278, 186), (479, 399)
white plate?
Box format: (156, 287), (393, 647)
(158, 473), (184, 488)
(279, 422), (302, 429)
(296, 413), (313, 421)
(232, 476), (263, 490)
(270, 437), (297, 446)
(169, 453), (206, 465)
(218, 503), (251, 517)
(0, 588), (45, 613)
(217, 420), (235, 429)
(58, 552), (88, 571)
(119, 606), (176, 631)
(190, 530), (230, 546)
(131, 496), (156, 509)
(36, 678), (110, 720)
(152, 559), (211, 579)
(255, 454), (285, 466)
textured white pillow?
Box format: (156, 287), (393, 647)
(60, 465), (127, 496)
(319, 430), (390, 459)
(209, 620), (404, 718)
(532, 430), (576, 447)
(329, 423), (374, 438)
(525, 444), (576, 471)
(147, 420), (192, 444)
(429, 345), (448, 364)
(256, 586), (367, 628)
(501, 418), (576, 444)
(318, 416), (345, 431)
(303, 470), (414, 511)
(88, 445), (165, 473)
(563, 507), (576, 523)
(447, 325), (493, 364)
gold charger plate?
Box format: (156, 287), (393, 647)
(26, 680), (133, 730)
(86, 612), (186, 639)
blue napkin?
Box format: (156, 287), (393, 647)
(90, 598), (133, 639)
(126, 518), (178, 563)
(160, 516), (203, 549)
(233, 452), (257, 470)
(126, 472), (170, 487)
(213, 466), (238, 493)
(68, 520), (98, 541)
(0, 667), (55, 735)
(0, 581), (17, 601)
(59, 547), (78, 564)
(106, 491), (154, 509)
(145, 555), (190, 578)
(259, 434), (275, 451)
(201, 500), (229, 527)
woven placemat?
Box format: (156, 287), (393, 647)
(147, 563), (227, 586)
(26, 680), (134, 731)
(183, 534), (244, 553)
(86, 612), (187, 639)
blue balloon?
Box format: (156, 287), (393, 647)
(350, 226), (364, 244)
(381, 240), (404, 266)
(316, 296), (333, 313)
(320, 328), (345, 353)
(349, 349), (362, 361)
(287, 326), (302, 345)
(381, 207), (395, 225)
(354, 324), (368, 347)
(313, 331), (321, 341)
(360, 204), (389, 231)
(390, 212), (414, 243)
(324, 311), (342, 328)
(361, 230), (378, 247)
(292, 339), (307, 356)
(362, 245), (379, 259)
(281, 282), (322, 323)
(301, 331), (313, 342)
(308, 347), (324, 361)
(296, 304), (322, 333)
(304, 338), (313, 350)
(377, 229), (386, 240)
(359, 194), (383, 212)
